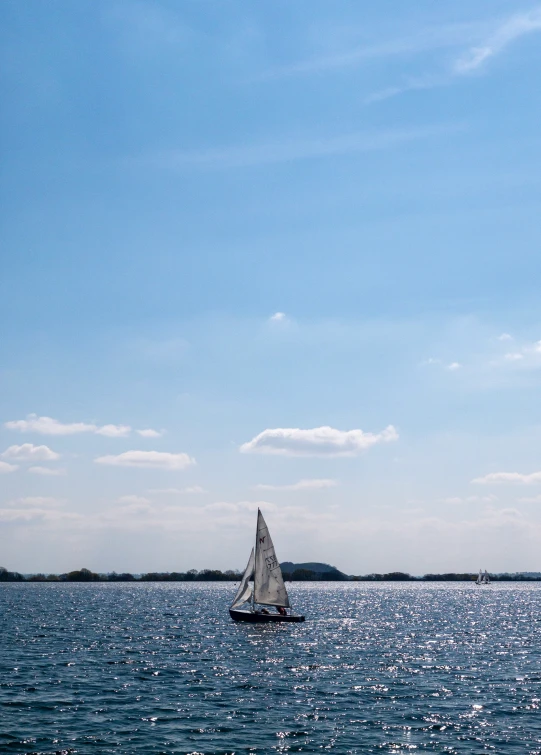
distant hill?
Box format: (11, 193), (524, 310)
(281, 562), (347, 579)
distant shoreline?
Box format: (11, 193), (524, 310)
(2, 566), (541, 583)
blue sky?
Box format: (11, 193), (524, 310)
(1, 0), (541, 574)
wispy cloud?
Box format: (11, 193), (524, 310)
(5, 414), (132, 438)
(117, 495), (151, 505)
(5, 496), (64, 508)
(366, 8), (541, 103)
(422, 358), (462, 371)
(259, 23), (481, 79)
(454, 8), (541, 73)
(241, 425), (398, 457)
(0, 506), (79, 523)
(473, 471), (541, 484)
(504, 352), (523, 361)
(364, 74), (449, 104)
(95, 450), (195, 470)
(256, 478), (338, 491)
(105, 1), (195, 54)
(443, 494), (498, 504)
(423, 331), (541, 375)
(489, 336), (541, 369)
(146, 124), (463, 171)
(28, 466), (67, 476)
(147, 486), (206, 494)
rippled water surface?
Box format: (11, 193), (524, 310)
(1, 583), (540, 754)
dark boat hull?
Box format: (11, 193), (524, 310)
(229, 608), (305, 623)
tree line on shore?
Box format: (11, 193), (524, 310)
(1, 566), (540, 583)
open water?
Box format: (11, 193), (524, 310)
(1, 582), (540, 754)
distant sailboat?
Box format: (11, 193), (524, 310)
(476, 569), (491, 585)
(229, 509), (305, 623)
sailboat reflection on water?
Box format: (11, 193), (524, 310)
(229, 509), (305, 623)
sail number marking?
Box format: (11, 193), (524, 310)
(265, 554), (278, 571)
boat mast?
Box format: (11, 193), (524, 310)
(251, 513), (259, 612)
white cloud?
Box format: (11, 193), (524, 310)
(473, 471), (541, 485)
(488, 336), (541, 369)
(115, 501), (155, 515)
(6, 496), (64, 507)
(256, 478), (338, 491)
(240, 425), (398, 457)
(147, 486), (206, 494)
(498, 333), (513, 341)
(137, 428), (163, 438)
(423, 358), (461, 370)
(0, 461), (18, 474)
(269, 312), (286, 322)
(5, 413), (133, 438)
(146, 487), (183, 494)
(5, 414), (97, 435)
(504, 352), (523, 361)
(0, 506), (79, 523)
(96, 424), (132, 438)
(443, 494), (498, 504)
(117, 495), (151, 505)
(2, 444), (60, 462)
(28, 466), (67, 476)
(518, 494), (541, 503)
(95, 450), (196, 470)
(454, 9), (541, 74)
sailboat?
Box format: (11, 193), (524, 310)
(476, 569), (491, 585)
(229, 509), (305, 623)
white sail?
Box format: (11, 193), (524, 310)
(484, 570), (490, 584)
(476, 569), (482, 584)
(231, 548), (254, 609)
(254, 509), (290, 608)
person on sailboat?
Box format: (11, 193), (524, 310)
(277, 606), (287, 616)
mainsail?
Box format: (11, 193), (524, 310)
(476, 569), (490, 585)
(231, 548), (254, 609)
(254, 509), (290, 607)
